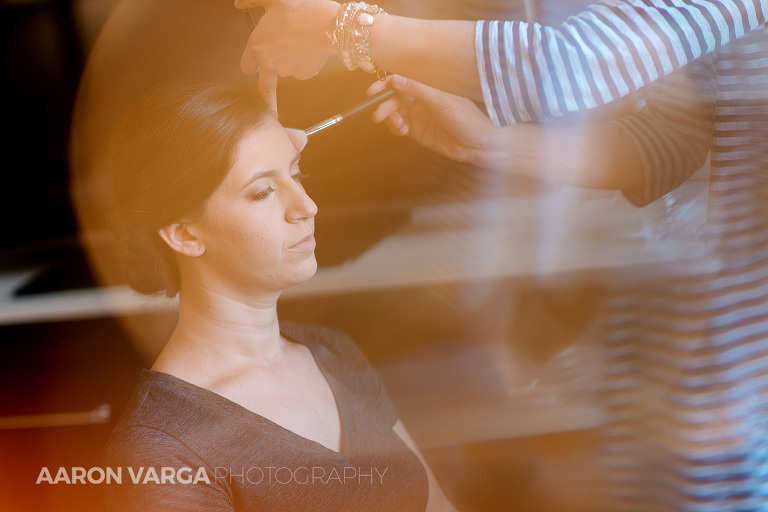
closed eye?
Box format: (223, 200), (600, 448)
(250, 186), (275, 201)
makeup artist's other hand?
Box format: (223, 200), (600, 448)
(235, 0), (339, 79)
(368, 75), (501, 168)
(258, 69), (278, 113)
(285, 127), (309, 152)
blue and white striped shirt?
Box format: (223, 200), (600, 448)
(481, 5), (768, 505)
(475, 0), (767, 125)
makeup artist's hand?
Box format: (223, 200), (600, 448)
(258, 69), (278, 113)
(368, 75), (502, 168)
(235, 0), (339, 79)
(285, 127), (309, 152)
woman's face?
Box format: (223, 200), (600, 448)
(183, 118), (318, 296)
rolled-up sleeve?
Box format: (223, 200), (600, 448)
(475, 0), (766, 126)
(612, 55), (715, 206)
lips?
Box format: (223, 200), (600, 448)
(289, 234), (316, 252)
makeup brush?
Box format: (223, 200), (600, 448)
(304, 88), (396, 136)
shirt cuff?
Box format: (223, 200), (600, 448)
(475, 20), (504, 128)
(610, 118), (655, 207)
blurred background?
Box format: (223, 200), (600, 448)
(0, 1), (712, 511)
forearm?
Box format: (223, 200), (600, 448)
(482, 122), (646, 193)
(608, 56), (714, 206)
(332, 0), (762, 122)
(482, 62), (713, 200)
(372, 73), (645, 191)
(369, 16), (481, 100)
(303, 4), (481, 99)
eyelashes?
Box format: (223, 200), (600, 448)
(250, 187), (276, 201)
(250, 172), (310, 201)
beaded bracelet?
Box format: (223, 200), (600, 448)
(326, 2), (387, 79)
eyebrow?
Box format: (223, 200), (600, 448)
(240, 152), (301, 191)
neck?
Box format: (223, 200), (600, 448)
(157, 281), (287, 372)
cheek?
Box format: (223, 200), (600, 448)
(196, 194), (288, 263)
(214, 211), (283, 260)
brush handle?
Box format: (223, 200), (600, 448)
(305, 88), (396, 136)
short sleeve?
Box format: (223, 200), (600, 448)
(370, 362), (400, 427)
(104, 426), (233, 512)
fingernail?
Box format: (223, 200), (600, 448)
(393, 75), (406, 87)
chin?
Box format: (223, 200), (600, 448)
(286, 255), (318, 287)
(302, 256), (319, 281)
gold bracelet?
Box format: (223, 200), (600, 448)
(327, 2), (387, 78)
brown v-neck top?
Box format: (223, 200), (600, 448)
(104, 322), (428, 511)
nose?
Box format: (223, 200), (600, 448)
(285, 179), (318, 222)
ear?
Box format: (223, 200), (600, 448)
(158, 223), (205, 257)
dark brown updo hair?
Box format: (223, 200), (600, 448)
(109, 80), (272, 297)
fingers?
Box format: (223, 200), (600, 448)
(366, 77), (390, 96)
(386, 74), (448, 110)
(258, 70), (279, 113)
(371, 88), (416, 123)
(372, 97), (413, 123)
(384, 112), (410, 137)
(236, 0), (271, 74)
(285, 128), (308, 152)
(367, 78), (390, 122)
(241, 36), (261, 75)
(366, 76), (415, 124)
